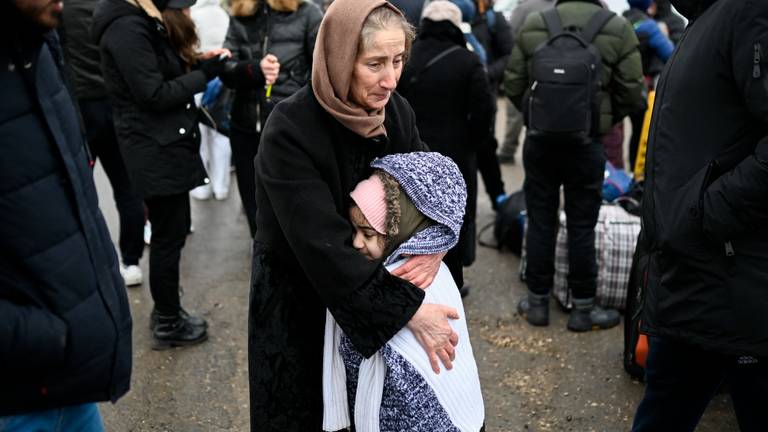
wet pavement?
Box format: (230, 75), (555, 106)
(95, 103), (737, 431)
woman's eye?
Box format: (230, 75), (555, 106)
(368, 63), (381, 70)
(393, 58), (403, 67)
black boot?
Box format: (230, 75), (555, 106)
(517, 291), (549, 326)
(567, 297), (620, 332)
(152, 311), (208, 350)
(459, 284), (471, 298)
(149, 307), (208, 331)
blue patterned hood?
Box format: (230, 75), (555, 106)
(371, 152), (467, 265)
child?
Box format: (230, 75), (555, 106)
(323, 152), (485, 432)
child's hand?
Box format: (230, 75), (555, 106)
(392, 252), (446, 288)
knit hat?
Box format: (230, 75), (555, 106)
(350, 174), (387, 235)
(421, 1), (462, 29)
(628, 0), (653, 11)
(371, 152), (467, 264)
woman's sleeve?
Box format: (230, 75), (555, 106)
(257, 108), (425, 358)
(220, 20), (266, 90)
(101, 17), (206, 112)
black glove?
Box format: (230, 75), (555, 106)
(198, 56), (227, 80)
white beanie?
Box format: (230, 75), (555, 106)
(421, 0), (462, 30)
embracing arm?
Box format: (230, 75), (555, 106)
(101, 17), (206, 112)
(257, 109), (425, 358)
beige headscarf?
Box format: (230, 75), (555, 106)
(311, 0), (402, 138)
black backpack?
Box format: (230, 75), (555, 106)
(524, 8), (615, 139)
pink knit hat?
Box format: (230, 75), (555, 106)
(350, 174), (387, 235)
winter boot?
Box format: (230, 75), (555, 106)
(149, 307), (208, 331)
(516, 291), (550, 326)
(152, 311), (208, 350)
(567, 297), (621, 332)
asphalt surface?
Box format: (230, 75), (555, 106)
(95, 103), (738, 431)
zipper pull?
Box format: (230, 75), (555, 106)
(753, 43), (762, 79)
(725, 241), (735, 257)
(531, 80), (538, 91)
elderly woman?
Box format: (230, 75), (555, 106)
(249, 0), (461, 429)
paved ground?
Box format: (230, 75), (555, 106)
(95, 103), (738, 431)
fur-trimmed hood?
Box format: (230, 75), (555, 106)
(231, 0), (304, 16)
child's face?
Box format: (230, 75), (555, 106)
(349, 205), (386, 261)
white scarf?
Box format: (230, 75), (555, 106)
(322, 261), (485, 432)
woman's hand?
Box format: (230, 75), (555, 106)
(260, 54), (280, 85)
(199, 48), (232, 61)
(391, 251), (446, 289)
(407, 304), (460, 374)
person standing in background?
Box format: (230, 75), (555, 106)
(469, 0), (511, 213)
(95, 0), (230, 349)
(60, 0), (146, 288)
(498, 0), (554, 165)
(190, 0), (233, 201)
(398, 0), (495, 297)
(388, 0), (426, 26)
(0, 0), (132, 428)
(219, 0), (322, 238)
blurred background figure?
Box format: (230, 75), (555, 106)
(500, 0), (556, 166)
(220, 0), (322, 237)
(190, 0), (233, 201)
(61, 0), (146, 287)
(389, 0), (427, 26)
(399, 0), (495, 297)
(623, 0), (674, 170)
(95, 0), (231, 349)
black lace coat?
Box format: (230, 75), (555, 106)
(249, 86), (428, 430)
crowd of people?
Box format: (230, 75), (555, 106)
(2, 0), (767, 430)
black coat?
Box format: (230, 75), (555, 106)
(221, 1), (322, 132)
(641, 0), (768, 356)
(0, 13), (131, 415)
(93, 0), (207, 198)
(471, 9), (514, 90)
(249, 86), (427, 430)
(398, 19), (495, 224)
(60, 0), (105, 100)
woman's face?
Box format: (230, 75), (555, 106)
(350, 27), (406, 111)
(349, 205), (386, 261)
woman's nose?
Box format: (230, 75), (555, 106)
(380, 64), (397, 90)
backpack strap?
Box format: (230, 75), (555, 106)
(408, 45), (462, 86)
(581, 9), (616, 43)
(541, 8), (564, 37)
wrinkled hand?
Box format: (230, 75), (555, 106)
(407, 304), (460, 374)
(260, 54), (280, 85)
(199, 48), (232, 61)
(391, 252), (446, 289)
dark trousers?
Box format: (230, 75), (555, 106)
(628, 110), (645, 172)
(522, 134), (603, 299)
(230, 128), (260, 237)
(477, 131), (506, 206)
(79, 98), (144, 266)
(145, 193), (190, 315)
(445, 155), (478, 289)
(633, 336), (768, 432)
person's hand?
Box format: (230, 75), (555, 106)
(199, 48), (232, 61)
(407, 304), (460, 374)
(260, 54), (280, 85)
(391, 252), (446, 289)
(198, 55), (228, 80)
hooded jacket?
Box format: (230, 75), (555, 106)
(503, 0), (646, 134)
(93, 0), (207, 198)
(219, 0), (322, 132)
(640, 0), (768, 356)
(0, 4), (131, 415)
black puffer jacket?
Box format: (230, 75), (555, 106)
(93, 0), (207, 198)
(0, 8), (131, 415)
(641, 0), (768, 356)
(60, 0), (105, 100)
(249, 86), (427, 430)
(221, 0), (322, 132)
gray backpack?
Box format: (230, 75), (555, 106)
(524, 8), (615, 139)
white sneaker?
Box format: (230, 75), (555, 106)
(144, 222), (152, 246)
(190, 184), (212, 200)
(121, 265), (143, 287)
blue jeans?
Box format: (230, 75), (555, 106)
(0, 403), (103, 432)
(632, 336), (768, 432)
